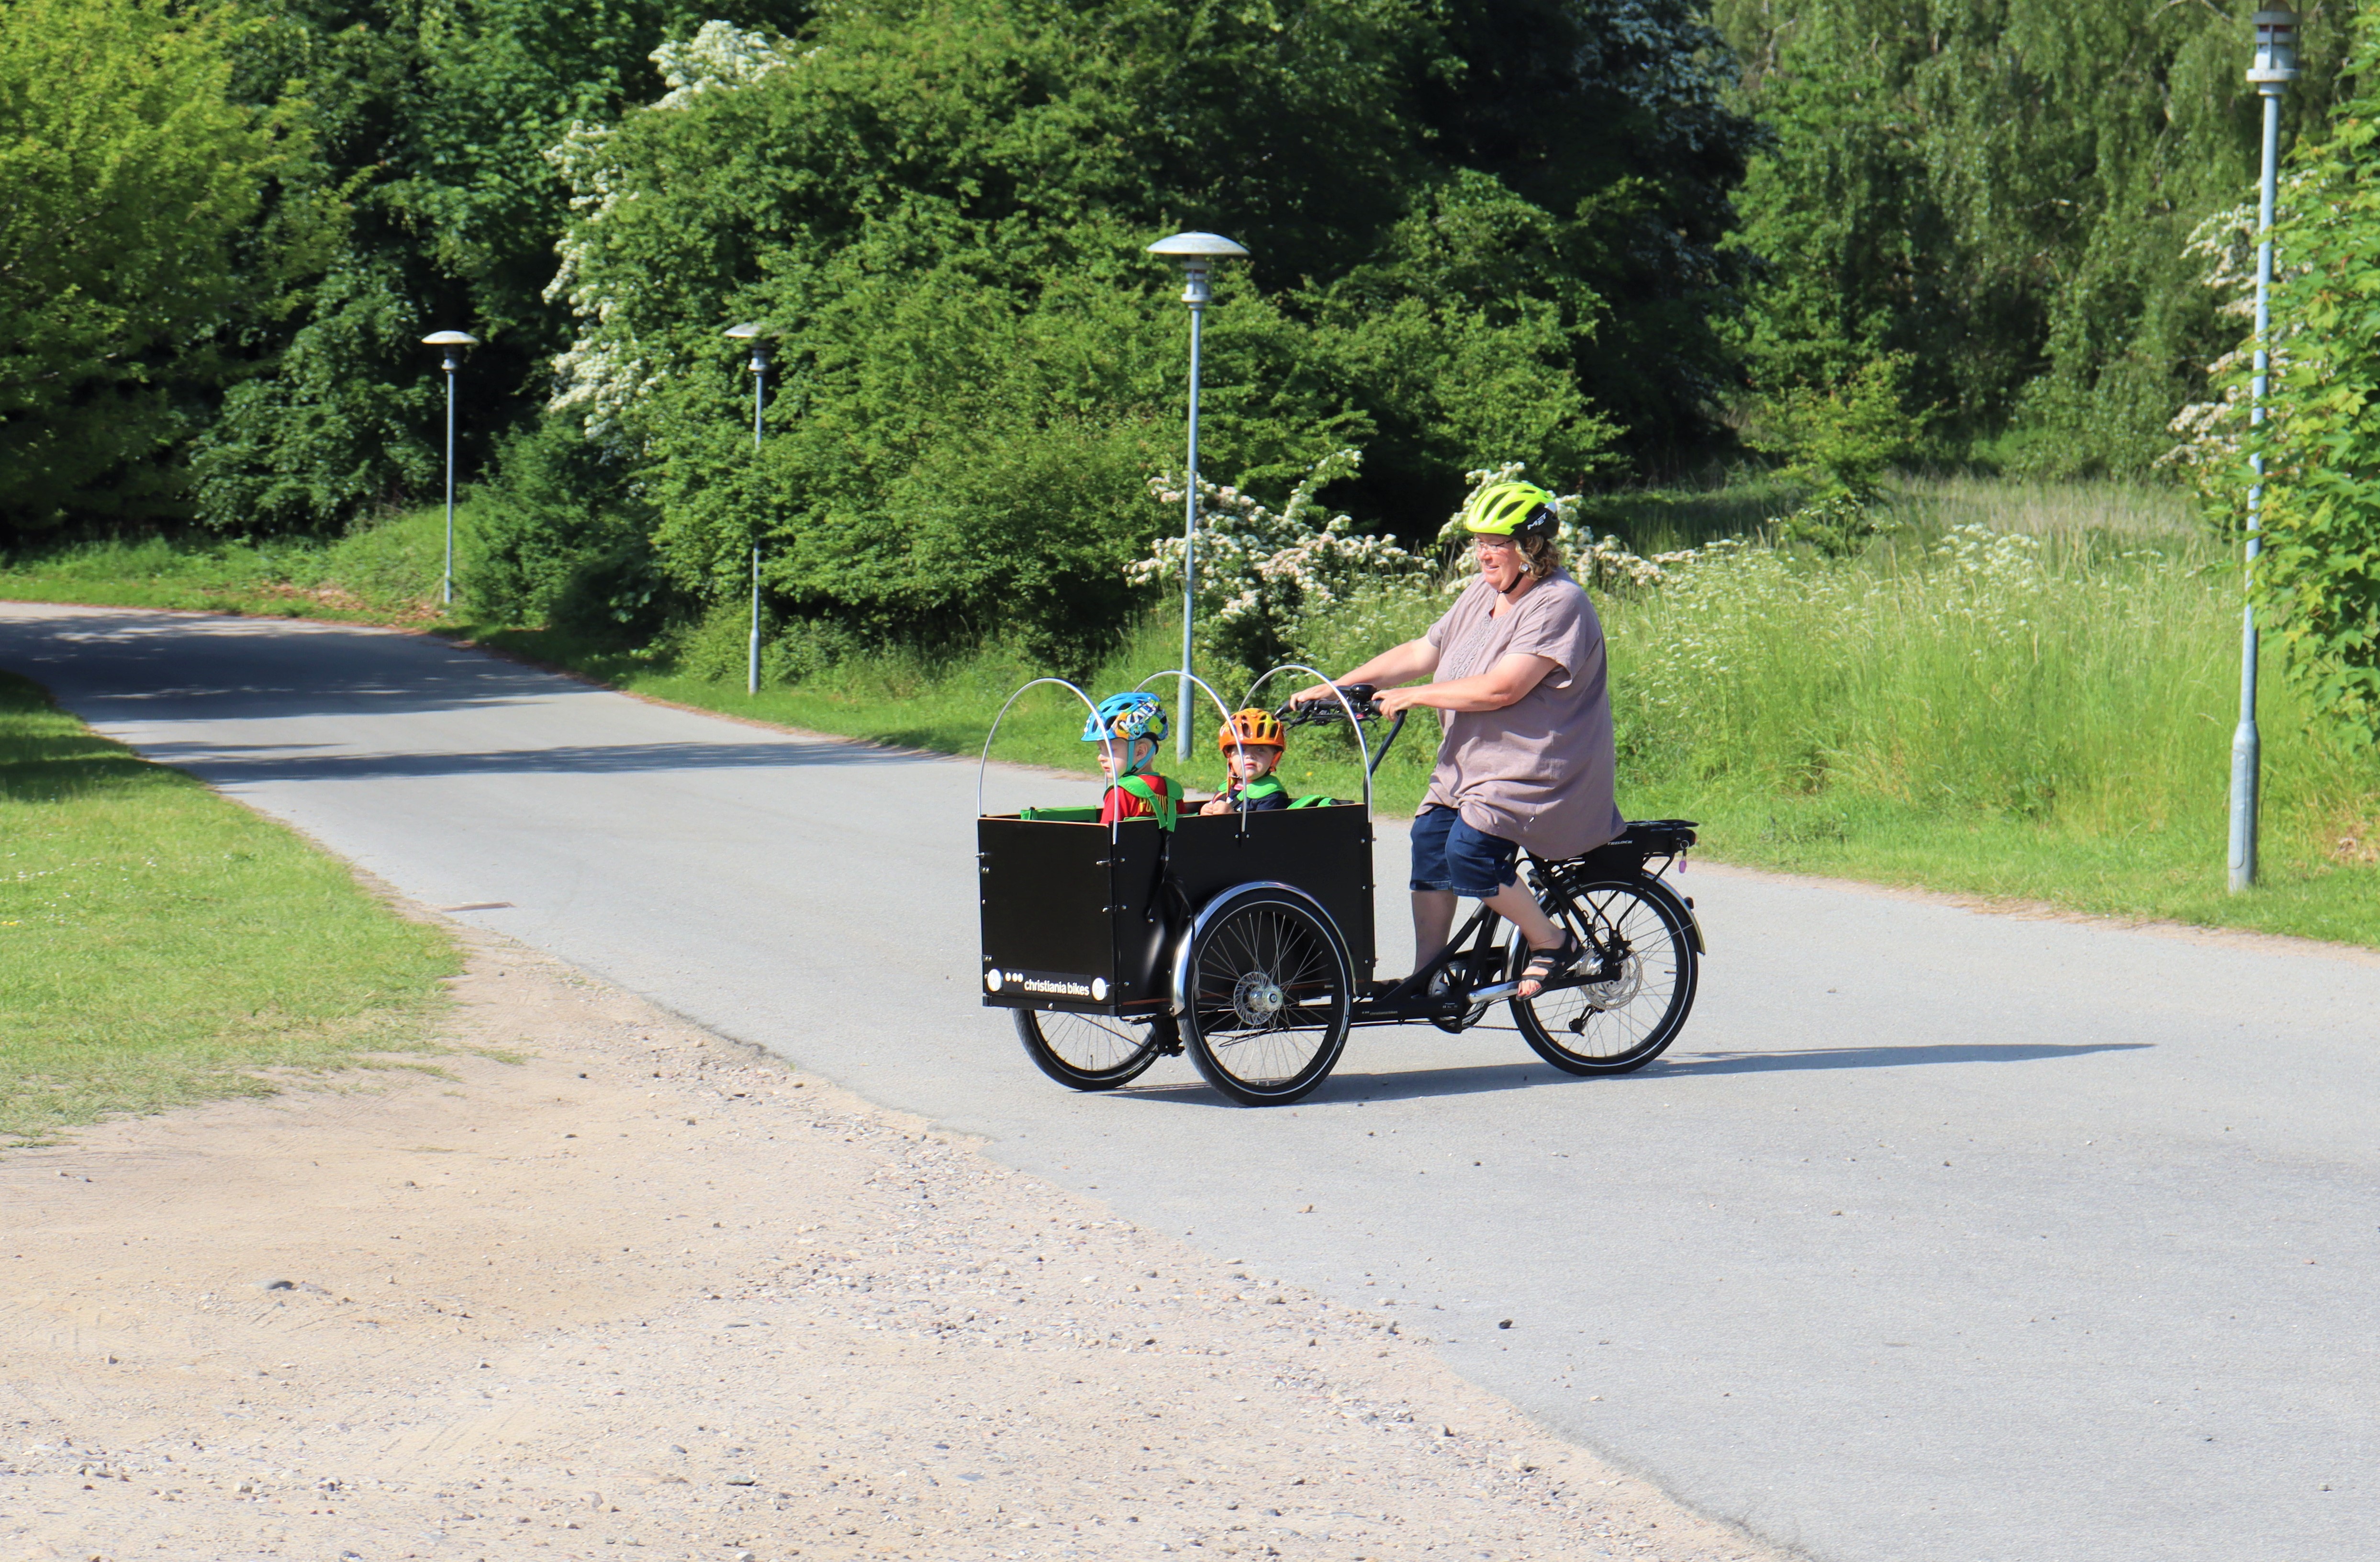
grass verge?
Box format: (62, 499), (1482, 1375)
(0, 672), (461, 1146)
(0, 507), (455, 623)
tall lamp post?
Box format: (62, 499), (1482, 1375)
(1146, 232), (1250, 760)
(2231, 9), (2299, 893)
(726, 322), (770, 697)
(422, 330), (478, 607)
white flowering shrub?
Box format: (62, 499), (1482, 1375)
(544, 22), (798, 440)
(1772, 491), (1904, 557)
(1128, 449), (1430, 681)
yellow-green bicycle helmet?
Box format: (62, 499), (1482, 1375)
(1460, 481), (1559, 541)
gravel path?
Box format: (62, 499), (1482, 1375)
(0, 927), (1777, 1562)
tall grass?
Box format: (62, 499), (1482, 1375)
(1884, 472), (2198, 546)
(595, 474), (2375, 943)
(1593, 488), (2377, 940)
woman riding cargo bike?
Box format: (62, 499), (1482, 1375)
(976, 480), (1704, 1105)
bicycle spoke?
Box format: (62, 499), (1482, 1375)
(1184, 894), (1351, 1100)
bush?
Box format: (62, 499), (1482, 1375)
(465, 418), (664, 641)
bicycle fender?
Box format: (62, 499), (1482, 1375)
(1655, 879), (1709, 956)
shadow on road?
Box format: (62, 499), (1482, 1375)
(135, 737), (914, 780)
(1658, 1042), (2152, 1075)
(0, 611), (573, 722)
(1120, 1061), (1581, 1107)
(1118, 1040), (2152, 1107)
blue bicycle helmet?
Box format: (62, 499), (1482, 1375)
(1083, 691), (1167, 745)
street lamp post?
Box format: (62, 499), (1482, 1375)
(2231, 9), (2299, 893)
(1146, 232), (1250, 760)
(726, 322), (770, 697)
(421, 330), (478, 607)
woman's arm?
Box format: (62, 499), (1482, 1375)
(1290, 637), (1440, 706)
(1375, 652), (1559, 716)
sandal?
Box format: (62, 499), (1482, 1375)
(1515, 928), (1584, 1000)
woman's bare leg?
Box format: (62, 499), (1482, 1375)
(1410, 889), (1458, 971)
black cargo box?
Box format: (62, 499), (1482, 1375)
(978, 803), (1376, 1016)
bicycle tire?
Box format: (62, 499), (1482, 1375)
(1015, 1008), (1169, 1091)
(1179, 888), (1352, 1106)
(1509, 874), (1698, 1075)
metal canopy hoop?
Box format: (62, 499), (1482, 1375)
(1133, 667), (1239, 740)
(978, 677), (1105, 819)
(1240, 663), (1376, 818)
(1139, 667), (1260, 834)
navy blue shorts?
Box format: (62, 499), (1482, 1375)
(1409, 804), (1521, 898)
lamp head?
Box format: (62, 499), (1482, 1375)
(2249, 9), (2299, 86)
(422, 329), (478, 372)
(725, 321), (771, 371)
(1145, 232), (1249, 307)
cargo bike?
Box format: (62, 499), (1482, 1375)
(976, 672), (1706, 1106)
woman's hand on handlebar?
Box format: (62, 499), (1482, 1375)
(1373, 684), (1430, 718)
(1288, 681), (1339, 707)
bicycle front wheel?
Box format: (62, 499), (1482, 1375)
(1510, 875), (1697, 1075)
(1015, 1009), (1169, 1091)
(1180, 888), (1352, 1106)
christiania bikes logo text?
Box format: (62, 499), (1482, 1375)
(983, 968), (1110, 1001)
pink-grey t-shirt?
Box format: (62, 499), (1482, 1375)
(1419, 569), (1625, 861)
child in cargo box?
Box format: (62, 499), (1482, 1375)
(1084, 692), (1179, 828)
(1199, 707), (1291, 814)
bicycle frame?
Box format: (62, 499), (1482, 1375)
(1346, 854), (1631, 1028)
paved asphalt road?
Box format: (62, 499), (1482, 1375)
(5, 603), (2375, 1562)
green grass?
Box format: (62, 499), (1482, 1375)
(0, 672), (461, 1145)
(1596, 490), (2380, 944)
(530, 476), (2377, 948)
(0, 505), (457, 623)
(475, 615), (1445, 813)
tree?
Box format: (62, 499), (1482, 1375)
(0, 0), (335, 536)
(190, 0), (813, 534)
(1715, 0), (2353, 476)
(2218, 10), (2380, 740)
(1412, 0), (1760, 460)
(533, 3), (1645, 661)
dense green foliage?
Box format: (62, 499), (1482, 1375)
(0, 0), (335, 533)
(1715, 0), (2351, 478)
(187, 0), (811, 533)
(11, 0), (2380, 746)
(2224, 8), (2380, 739)
(514, 0), (1754, 663)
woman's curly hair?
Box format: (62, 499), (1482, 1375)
(1516, 531), (1565, 582)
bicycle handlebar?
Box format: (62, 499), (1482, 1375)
(1277, 683), (1381, 725)
(1275, 683), (1414, 778)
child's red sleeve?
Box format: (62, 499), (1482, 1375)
(1098, 776), (1172, 825)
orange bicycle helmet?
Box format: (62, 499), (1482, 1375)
(1218, 708), (1285, 753)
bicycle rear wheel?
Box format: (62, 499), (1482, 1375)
(1180, 888), (1352, 1106)
(1015, 1008), (1169, 1091)
(1510, 875), (1697, 1075)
